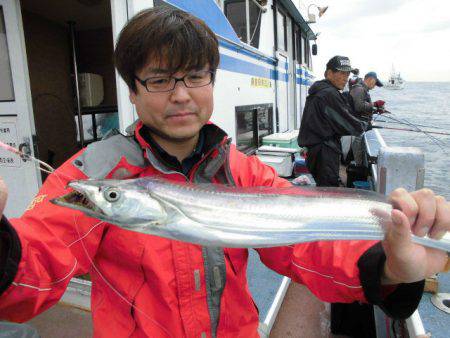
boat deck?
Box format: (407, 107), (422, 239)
(248, 249), (339, 337)
(418, 272), (450, 337)
(26, 304), (92, 337)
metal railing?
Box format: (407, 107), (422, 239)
(365, 129), (427, 338)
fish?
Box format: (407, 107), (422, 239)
(51, 177), (450, 251)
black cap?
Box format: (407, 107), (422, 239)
(326, 55), (358, 74)
(365, 71), (383, 87)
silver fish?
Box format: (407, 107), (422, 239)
(51, 177), (450, 251)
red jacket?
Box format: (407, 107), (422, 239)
(0, 122), (411, 337)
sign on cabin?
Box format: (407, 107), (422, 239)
(0, 118), (20, 167)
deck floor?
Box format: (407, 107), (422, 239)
(270, 283), (349, 338)
(26, 304), (92, 338)
(22, 287), (352, 338)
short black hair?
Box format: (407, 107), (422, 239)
(114, 7), (220, 92)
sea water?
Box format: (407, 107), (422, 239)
(372, 82), (450, 199)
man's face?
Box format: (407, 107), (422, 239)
(130, 61), (214, 143)
(327, 70), (350, 90)
(365, 77), (376, 90)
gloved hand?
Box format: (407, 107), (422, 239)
(373, 100), (385, 108)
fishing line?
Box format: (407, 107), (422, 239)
(382, 112), (446, 141)
(375, 117), (446, 131)
(388, 114), (448, 151)
(0, 141), (57, 175)
(372, 125), (450, 137)
(0, 141), (173, 337)
(378, 113), (448, 151)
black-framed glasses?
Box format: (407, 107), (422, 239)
(135, 70), (215, 93)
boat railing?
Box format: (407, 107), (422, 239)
(60, 278), (91, 311)
(365, 129), (428, 338)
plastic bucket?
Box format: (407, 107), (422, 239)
(353, 180), (371, 190)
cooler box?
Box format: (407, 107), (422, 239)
(257, 152), (293, 177)
(262, 131), (300, 150)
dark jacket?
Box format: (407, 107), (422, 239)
(298, 79), (364, 154)
(349, 81), (374, 122)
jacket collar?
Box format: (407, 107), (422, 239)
(132, 120), (231, 180)
(133, 120), (229, 154)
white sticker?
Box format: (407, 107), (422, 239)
(0, 121), (21, 167)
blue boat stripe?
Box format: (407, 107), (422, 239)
(219, 54), (279, 80)
(296, 78), (311, 85)
(218, 41), (291, 73)
(218, 53), (313, 85)
(218, 39), (276, 66)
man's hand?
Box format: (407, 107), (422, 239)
(373, 100), (385, 108)
(0, 176), (7, 218)
(382, 188), (450, 284)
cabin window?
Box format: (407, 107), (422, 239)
(225, 1), (246, 41)
(276, 10), (287, 51)
(0, 7), (15, 101)
(236, 103), (273, 153)
(224, 0), (262, 48)
(301, 35), (307, 65)
(305, 39), (311, 68)
(248, 0), (262, 48)
(294, 27), (302, 63)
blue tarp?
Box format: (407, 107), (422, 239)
(163, 0), (241, 43)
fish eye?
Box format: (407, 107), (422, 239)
(103, 187), (121, 203)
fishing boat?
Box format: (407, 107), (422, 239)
(384, 65), (405, 90)
(0, 0), (447, 337)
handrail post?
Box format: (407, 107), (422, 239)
(376, 146), (425, 194)
(374, 146), (425, 338)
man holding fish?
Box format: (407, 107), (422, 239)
(0, 7), (449, 338)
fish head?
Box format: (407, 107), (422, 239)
(51, 179), (167, 226)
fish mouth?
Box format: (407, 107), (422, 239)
(51, 190), (105, 217)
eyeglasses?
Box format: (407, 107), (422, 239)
(135, 70), (215, 93)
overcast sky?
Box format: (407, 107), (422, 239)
(309, 0), (450, 82)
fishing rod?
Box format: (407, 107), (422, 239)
(376, 110), (447, 149)
(371, 125), (450, 136)
(375, 120), (447, 130)
(374, 115), (446, 130)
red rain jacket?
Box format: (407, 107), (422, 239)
(0, 122), (382, 337)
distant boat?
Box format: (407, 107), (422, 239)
(384, 65), (405, 90)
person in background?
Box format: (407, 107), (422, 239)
(349, 71), (385, 166)
(298, 55), (364, 187)
(347, 68), (360, 90)
(0, 9), (449, 338)
(350, 71), (385, 122)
